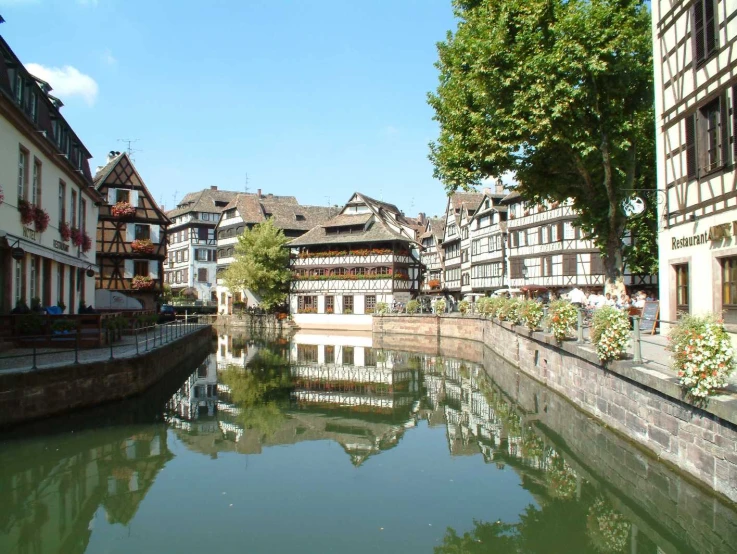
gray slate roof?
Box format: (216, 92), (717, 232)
(167, 189), (242, 218)
(220, 193), (334, 231)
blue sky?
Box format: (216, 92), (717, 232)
(0, 0), (462, 217)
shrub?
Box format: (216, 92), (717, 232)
(406, 300), (420, 314)
(458, 300), (470, 314)
(518, 299), (544, 331)
(433, 299), (446, 314)
(17, 313), (44, 335)
(668, 314), (735, 398)
(476, 297), (492, 316)
(375, 302), (389, 315)
(498, 297), (522, 324)
(547, 300), (578, 342)
(51, 319), (77, 333)
(591, 306), (630, 363)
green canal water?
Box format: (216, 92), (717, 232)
(0, 330), (735, 554)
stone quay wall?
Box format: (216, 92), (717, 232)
(373, 314), (737, 503)
(0, 327), (212, 428)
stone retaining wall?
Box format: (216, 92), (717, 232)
(374, 314), (737, 503)
(0, 327), (212, 428)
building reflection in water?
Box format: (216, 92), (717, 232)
(0, 426), (171, 554)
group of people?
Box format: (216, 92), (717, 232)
(567, 287), (653, 311)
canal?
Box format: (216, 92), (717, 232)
(0, 329), (735, 554)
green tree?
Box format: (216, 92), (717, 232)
(428, 0), (655, 291)
(223, 219), (292, 310)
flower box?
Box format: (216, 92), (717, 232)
(428, 279), (441, 290)
(60, 221), (71, 241)
(18, 199), (35, 226)
(131, 239), (155, 254)
(131, 275), (155, 290)
(33, 206), (50, 232)
(111, 201), (136, 218)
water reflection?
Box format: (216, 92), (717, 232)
(0, 330), (734, 554)
(0, 425), (171, 554)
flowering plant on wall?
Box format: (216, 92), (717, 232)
(518, 299), (544, 331)
(131, 239), (155, 254)
(60, 221), (72, 241)
(668, 314), (735, 398)
(498, 297), (522, 325)
(0, 186), (4, 205)
(111, 201), (136, 218)
(81, 232), (92, 253)
(18, 199), (35, 225)
(33, 206), (50, 232)
(546, 300), (578, 342)
(131, 275), (155, 290)
(433, 299), (446, 314)
(591, 306), (630, 363)
(428, 279), (441, 290)
(71, 227), (84, 247)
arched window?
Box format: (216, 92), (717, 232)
(373, 266), (390, 276)
(462, 273), (470, 286)
(227, 247), (234, 256)
(351, 267), (366, 275)
(331, 268), (347, 276)
(237, 226), (244, 235)
(218, 230), (225, 239)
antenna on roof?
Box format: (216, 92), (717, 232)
(244, 173), (250, 194)
(172, 189), (179, 208)
(117, 138), (140, 161)
(325, 196), (331, 207)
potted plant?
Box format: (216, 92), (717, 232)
(131, 238), (155, 254)
(81, 232), (92, 253)
(111, 201), (136, 218)
(131, 275), (155, 290)
(32, 206), (50, 232)
(428, 279), (441, 290)
(18, 199), (35, 225)
(60, 221), (72, 241)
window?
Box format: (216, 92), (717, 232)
(297, 295), (317, 313)
(723, 258), (737, 323)
(462, 273), (470, 286)
(325, 295), (334, 314)
(297, 344), (318, 364)
(365, 295), (376, 314)
(116, 189), (130, 204)
(18, 147), (28, 202)
(364, 348), (376, 367)
(201, 213), (209, 221)
(134, 260), (149, 277)
(198, 227), (209, 240)
(80, 199), (87, 233)
(343, 295), (354, 314)
(342, 346), (354, 366)
(686, 93), (730, 179)
(58, 181), (66, 226)
(198, 268), (208, 282)
(196, 249), (208, 261)
(14, 73), (23, 105)
(29, 256), (37, 301)
(675, 264), (690, 315)
(324, 345), (335, 364)
(693, 0), (717, 65)
(462, 227), (469, 239)
(135, 225), (151, 240)
(541, 256), (553, 277)
(71, 190), (77, 228)
(562, 254), (577, 276)
(31, 159), (41, 206)
(138, 194), (146, 208)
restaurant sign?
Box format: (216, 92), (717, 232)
(671, 222), (737, 250)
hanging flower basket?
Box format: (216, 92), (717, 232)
(131, 239), (155, 254)
(34, 206), (50, 232)
(60, 221), (72, 241)
(18, 199), (35, 225)
(131, 275), (155, 290)
(71, 227), (84, 247)
(0, 186), (4, 205)
(81, 232), (92, 253)
(111, 201), (136, 218)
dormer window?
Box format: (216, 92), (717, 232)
(296, 214), (306, 221)
(116, 190), (130, 203)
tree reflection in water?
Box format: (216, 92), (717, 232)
(219, 345), (293, 441)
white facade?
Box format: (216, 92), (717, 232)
(654, 0), (737, 327)
(0, 46), (99, 313)
(166, 212), (218, 301)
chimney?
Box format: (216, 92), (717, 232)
(483, 187), (491, 195)
(210, 185), (218, 191)
(257, 188), (262, 198)
(495, 178), (505, 195)
(107, 151), (117, 162)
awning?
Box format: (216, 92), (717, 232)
(1, 233), (99, 271)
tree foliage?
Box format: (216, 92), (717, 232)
(223, 219), (292, 310)
(428, 0), (655, 289)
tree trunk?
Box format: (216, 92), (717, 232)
(603, 226), (626, 297)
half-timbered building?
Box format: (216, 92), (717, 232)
(502, 193), (607, 293)
(214, 191), (333, 313)
(0, 36), (102, 314)
(166, 187), (239, 301)
(93, 152), (170, 310)
(288, 193), (421, 329)
(419, 217), (445, 295)
(654, 0), (737, 325)
(440, 192), (484, 301)
(468, 188), (507, 297)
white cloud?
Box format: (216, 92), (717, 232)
(102, 49), (116, 66)
(26, 63), (99, 106)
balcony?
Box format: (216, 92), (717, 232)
(292, 253), (413, 267)
(507, 238), (596, 258)
(291, 278), (412, 292)
(507, 205), (573, 229)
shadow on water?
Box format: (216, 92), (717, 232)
(0, 329), (735, 554)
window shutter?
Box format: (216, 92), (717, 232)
(125, 223), (134, 243)
(590, 254), (604, 275)
(693, 0), (705, 63)
(704, 0), (716, 54)
(686, 113), (697, 179)
(151, 225), (160, 244)
(108, 188), (116, 205)
(733, 87), (737, 162)
(557, 222), (564, 242)
(563, 254), (576, 276)
(130, 190), (139, 207)
(149, 260), (158, 279)
(124, 260), (133, 279)
(538, 227), (543, 245)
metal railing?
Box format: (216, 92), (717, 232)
(0, 317), (209, 371)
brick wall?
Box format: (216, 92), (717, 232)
(0, 327), (212, 428)
(374, 314), (737, 503)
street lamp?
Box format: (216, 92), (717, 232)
(9, 239), (24, 261)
